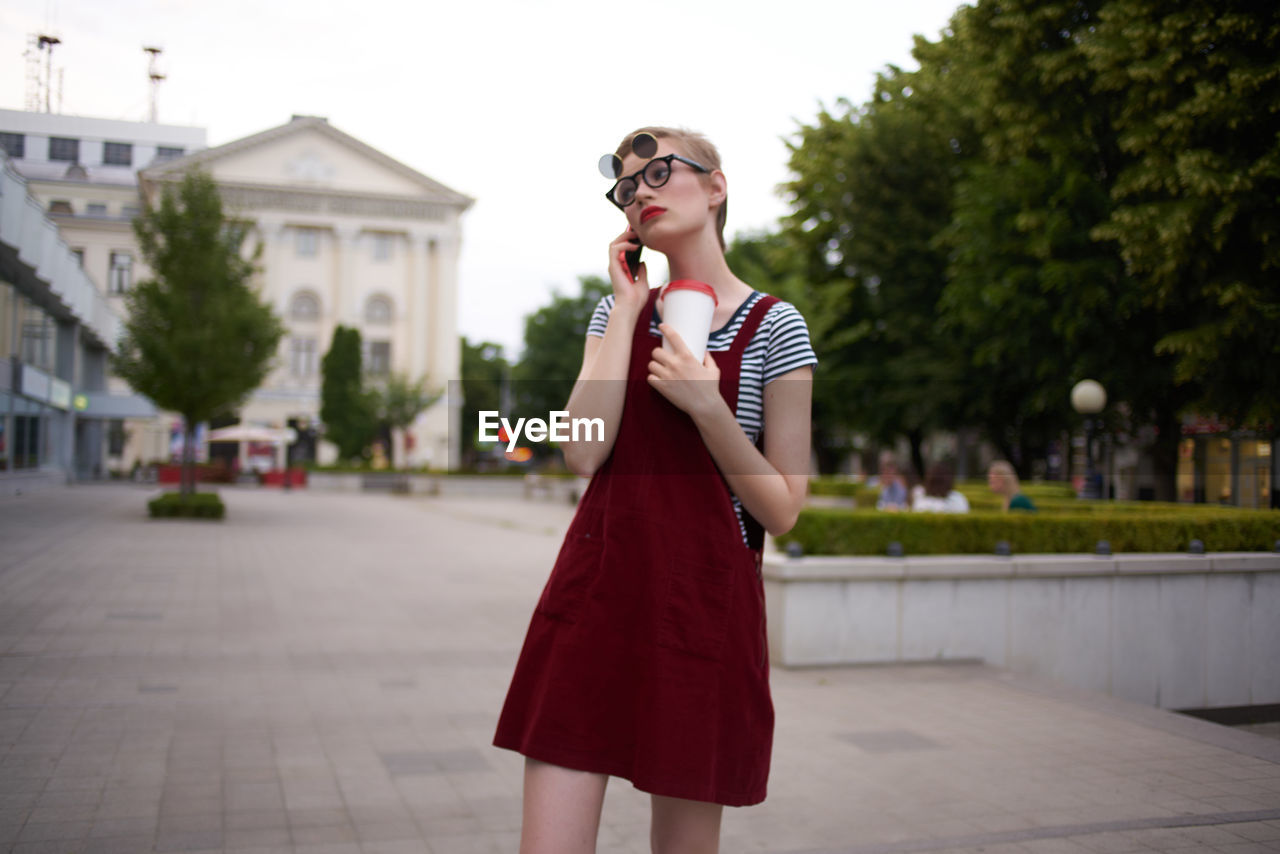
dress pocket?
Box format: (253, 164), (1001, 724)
(535, 532), (602, 624)
(657, 557), (735, 661)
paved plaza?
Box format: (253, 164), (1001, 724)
(1, 484), (1279, 854)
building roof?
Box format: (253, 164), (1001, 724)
(140, 115), (474, 210)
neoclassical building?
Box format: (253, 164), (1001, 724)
(142, 115), (473, 469)
(1, 108), (471, 475)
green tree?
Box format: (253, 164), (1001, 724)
(781, 63), (969, 475)
(320, 326), (377, 461)
(725, 229), (863, 474)
(374, 373), (441, 468)
(112, 170), (284, 496)
(1085, 0), (1280, 428)
(460, 338), (509, 468)
(927, 0), (1204, 495)
(513, 275), (611, 426)
(921, 0), (1129, 475)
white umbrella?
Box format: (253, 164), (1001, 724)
(207, 424), (297, 444)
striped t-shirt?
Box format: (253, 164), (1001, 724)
(587, 290), (818, 543)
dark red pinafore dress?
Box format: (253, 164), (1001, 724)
(493, 287), (779, 807)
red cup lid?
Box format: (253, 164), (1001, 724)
(662, 279), (718, 306)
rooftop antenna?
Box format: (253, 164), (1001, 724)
(38, 35), (60, 113)
(24, 34), (62, 112)
(144, 46), (165, 123)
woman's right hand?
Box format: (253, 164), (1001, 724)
(608, 228), (648, 316)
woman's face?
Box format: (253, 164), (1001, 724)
(618, 139), (719, 249)
(987, 468), (1005, 493)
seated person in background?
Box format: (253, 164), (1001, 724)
(911, 462), (970, 513)
(875, 452), (910, 511)
(987, 460), (1037, 512)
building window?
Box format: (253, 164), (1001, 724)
(48, 200), (73, 215)
(0, 282), (14, 358)
(107, 420), (127, 456)
(290, 337), (318, 378)
(372, 233), (394, 262)
(71, 249), (84, 267)
(0, 132), (24, 158)
(86, 203), (108, 218)
(20, 300), (55, 373)
(290, 291), (321, 321)
(13, 415), (43, 470)
(109, 252), (133, 294)
(49, 137), (79, 162)
(295, 228), (320, 257)
(103, 142), (132, 166)
(365, 295), (393, 325)
(122, 205), (140, 219)
(366, 341), (391, 376)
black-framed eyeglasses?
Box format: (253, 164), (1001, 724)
(605, 154), (710, 209)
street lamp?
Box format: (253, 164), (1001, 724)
(1071, 379), (1107, 499)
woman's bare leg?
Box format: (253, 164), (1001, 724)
(520, 758), (609, 854)
(650, 794), (723, 854)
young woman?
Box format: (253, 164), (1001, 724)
(910, 461), (970, 513)
(987, 460), (1037, 512)
(493, 127), (816, 854)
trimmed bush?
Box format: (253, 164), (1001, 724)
(148, 492), (226, 520)
(809, 478), (1246, 515)
(778, 507), (1280, 556)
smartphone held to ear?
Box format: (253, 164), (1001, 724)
(624, 240), (643, 283)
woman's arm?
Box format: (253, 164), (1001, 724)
(647, 325), (812, 536)
(559, 230), (650, 476)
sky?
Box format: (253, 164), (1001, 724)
(2, 0), (965, 359)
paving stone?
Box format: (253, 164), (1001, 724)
(2, 485), (1279, 854)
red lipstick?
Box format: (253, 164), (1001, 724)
(640, 206), (666, 224)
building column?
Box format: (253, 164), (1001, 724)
(407, 231), (433, 380)
(334, 226), (362, 326)
(432, 231), (462, 471)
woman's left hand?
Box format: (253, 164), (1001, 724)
(647, 325), (722, 420)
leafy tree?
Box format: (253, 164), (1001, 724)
(374, 373), (441, 468)
(726, 229), (862, 474)
(920, 0), (1129, 476)
(460, 338), (509, 468)
(320, 325), (377, 461)
(112, 170), (284, 496)
(930, 0), (1215, 495)
(1085, 0), (1280, 428)
(513, 275), (611, 427)
(781, 63), (969, 475)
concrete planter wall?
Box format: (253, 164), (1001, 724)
(763, 551), (1280, 710)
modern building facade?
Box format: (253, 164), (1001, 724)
(0, 151), (143, 495)
(0, 108), (207, 475)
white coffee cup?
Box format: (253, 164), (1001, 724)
(661, 280), (719, 363)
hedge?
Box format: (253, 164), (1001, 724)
(148, 492), (226, 520)
(808, 478), (1243, 514)
(777, 508), (1280, 556)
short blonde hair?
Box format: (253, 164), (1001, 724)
(616, 126), (727, 250)
(988, 460), (1020, 495)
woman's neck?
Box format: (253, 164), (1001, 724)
(664, 231), (751, 302)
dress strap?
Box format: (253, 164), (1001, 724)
(728, 294), (779, 361)
(725, 294), (779, 554)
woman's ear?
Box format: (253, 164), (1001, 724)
(707, 170), (728, 208)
